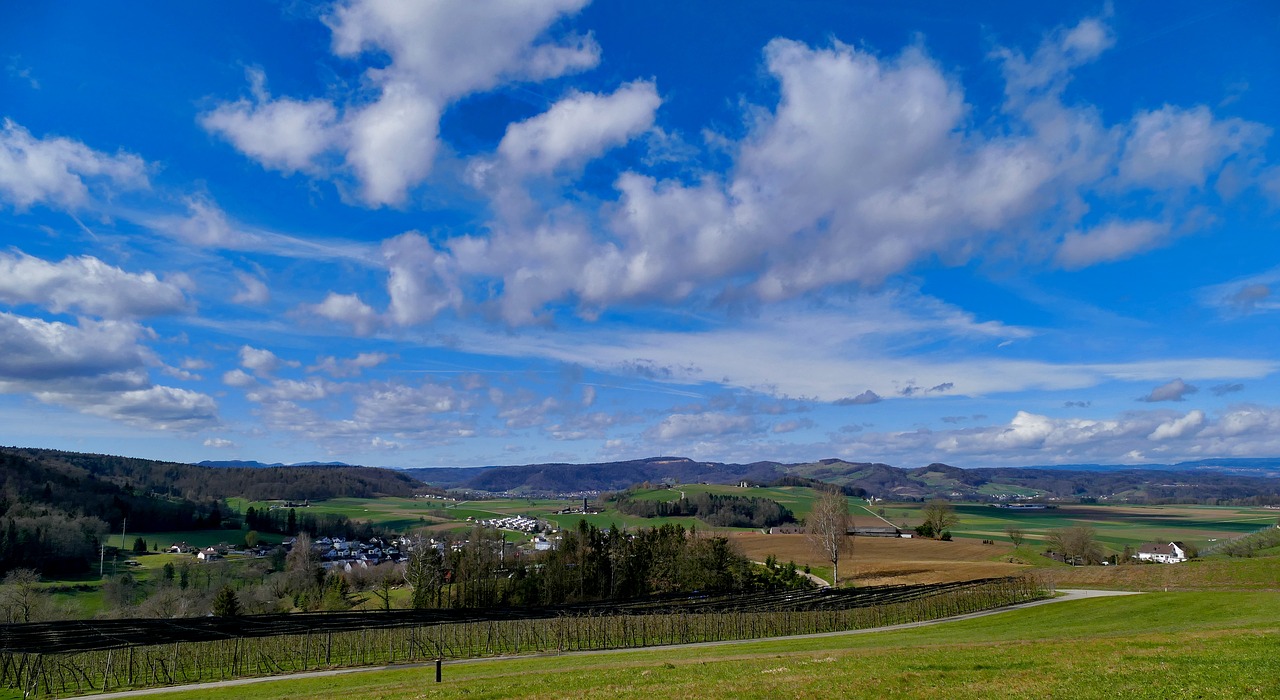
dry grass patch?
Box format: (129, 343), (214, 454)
(729, 532), (1028, 585)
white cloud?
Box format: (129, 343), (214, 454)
(204, 437), (237, 448)
(0, 251), (187, 318)
(449, 299), (1274, 403)
(996, 16), (1114, 100)
(247, 378), (332, 403)
(310, 352), (391, 378)
(343, 81), (441, 206)
(222, 369), (256, 388)
(239, 345), (296, 376)
(1055, 219), (1171, 269)
(35, 385), (218, 431)
(200, 68), (340, 175)
(307, 292), (382, 336)
(231, 272), (270, 305)
(145, 196), (380, 263)
(206, 0), (598, 206)
(1118, 105), (1270, 190)
(0, 314), (152, 386)
(496, 81), (660, 175)
(1207, 405), (1280, 438)
(0, 312), (217, 431)
(383, 232), (462, 325)
(649, 412), (756, 441)
(1148, 410), (1206, 440)
(0, 119), (148, 210)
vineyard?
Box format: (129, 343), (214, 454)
(0, 576), (1044, 697)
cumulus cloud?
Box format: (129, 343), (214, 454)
(0, 119), (148, 210)
(0, 312), (217, 431)
(309, 352), (391, 378)
(35, 385), (217, 431)
(239, 345), (296, 376)
(495, 81), (660, 176)
(231, 272), (270, 305)
(0, 314), (152, 386)
(200, 68), (340, 175)
(1138, 378), (1198, 403)
(0, 251), (187, 318)
(383, 232), (462, 326)
(377, 14), (1266, 325)
(246, 378), (332, 403)
(1148, 410), (1206, 440)
(222, 369), (256, 388)
(204, 0), (599, 206)
(1117, 105), (1270, 190)
(307, 292), (382, 335)
(204, 437), (237, 448)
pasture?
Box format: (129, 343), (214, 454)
(876, 502), (1279, 553)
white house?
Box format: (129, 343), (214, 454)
(1136, 541), (1188, 563)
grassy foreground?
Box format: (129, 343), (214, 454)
(149, 591), (1280, 700)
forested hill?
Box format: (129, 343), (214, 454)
(405, 455), (1280, 503)
(0, 446), (429, 502)
(402, 456), (789, 494)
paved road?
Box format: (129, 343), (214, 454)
(78, 589), (1140, 699)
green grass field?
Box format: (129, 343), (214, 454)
(884, 502), (1278, 554)
(138, 590), (1280, 700)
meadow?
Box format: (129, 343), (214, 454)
(116, 590), (1280, 700)
(874, 502), (1278, 552)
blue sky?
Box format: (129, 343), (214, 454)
(2, 1), (1279, 468)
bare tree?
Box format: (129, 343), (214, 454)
(1005, 525), (1025, 547)
(920, 500), (959, 539)
(0, 569), (48, 623)
(1046, 525), (1103, 565)
(806, 489), (852, 587)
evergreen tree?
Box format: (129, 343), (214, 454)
(212, 585), (241, 616)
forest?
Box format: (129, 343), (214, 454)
(612, 490), (796, 528)
(0, 447), (429, 577)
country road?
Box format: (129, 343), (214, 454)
(77, 590), (1140, 699)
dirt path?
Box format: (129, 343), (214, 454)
(76, 590), (1140, 699)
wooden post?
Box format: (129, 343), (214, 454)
(435, 658), (442, 683)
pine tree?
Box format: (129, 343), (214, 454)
(212, 585), (241, 616)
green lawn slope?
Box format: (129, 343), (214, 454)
(147, 590), (1280, 700)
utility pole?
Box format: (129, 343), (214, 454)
(120, 517), (127, 550)
(100, 543), (105, 577)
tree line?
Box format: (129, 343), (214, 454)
(403, 521), (812, 610)
(612, 491), (796, 528)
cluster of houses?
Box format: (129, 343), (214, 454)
(471, 515), (545, 533)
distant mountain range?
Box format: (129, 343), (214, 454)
(196, 460), (354, 468)
(400, 456), (1280, 502)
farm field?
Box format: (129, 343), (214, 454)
(876, 502), (1279, 553)
(137, 590), (1280, 700)
(730, 532), (1025, 586)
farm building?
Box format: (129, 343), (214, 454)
(1136, 541), (1188, 563)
